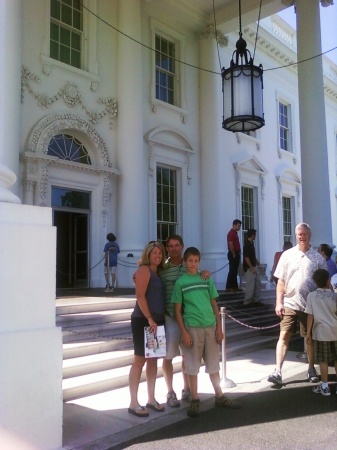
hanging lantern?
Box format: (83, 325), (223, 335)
(222, 1), (264, 133)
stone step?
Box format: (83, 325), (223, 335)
(63, 349), (135, 379)
(57, 308), (133, 327)
(62, 359), (182, 402)
(62, 321), (132, 344)
(63, 339), (132, 360)
(63, 325), (265, 380)
(56, 297), (136, 315)
(59, 285), (278, 402)
(62, 334), (278, 402)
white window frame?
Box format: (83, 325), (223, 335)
(155, 34), (176, 106)
(150, 18), (187, 118)
(276, 169), (301, 249)
(233, 156), (267, 260)
(146, 127), (195, 241)
(278, 100), (291, 151)
(156, 164), (179, 243)
(50, 0), (83, 69)
(282, 195), (294, 244)
(241, 185), (258, 243)
(276, 91), (297, 159)
(41, 0), (99, 82)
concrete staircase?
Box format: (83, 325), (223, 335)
(57, 285), (280, 402)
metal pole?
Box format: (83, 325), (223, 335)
(220, 306), (236, 389)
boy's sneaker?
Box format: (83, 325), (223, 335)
(312, 383), (330, 396)
(215, 395), (240, 409)
(307, 367), (319, 383)
(181, 388), (192, 402)
(187, 399), (200, 417)
(166, 391), (180, 408)
(268, 369), (282, 385)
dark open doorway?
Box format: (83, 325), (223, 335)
(54, 211), (89, 288)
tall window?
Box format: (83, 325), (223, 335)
(156, 166), (177, 243)
(241, 186), (255, 242)
(282, 196), (293, 243)
(279, 102), (290, 151)
(155, 35), (175, 105)
(50, 0), (83, 69)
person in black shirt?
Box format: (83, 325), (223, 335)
(242, 229), (262, 307)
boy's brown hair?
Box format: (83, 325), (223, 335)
(312, 268), (329, 288)
(183, 246), (200, 261)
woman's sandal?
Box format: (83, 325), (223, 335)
(146, 401), (165, 412)
(128, 406), (149, 417)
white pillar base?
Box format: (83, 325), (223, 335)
(0, 164), (21, 204)
(0, 203), (63, 449)
(0, 329), (63, 448)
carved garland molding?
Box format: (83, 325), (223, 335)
(198, 25), (228, 48)
(21, 66), (118, 129)
(27, 113), (114, 169)
(24, 113), (119, 207)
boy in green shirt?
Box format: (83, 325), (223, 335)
(172, 247), (240, 417)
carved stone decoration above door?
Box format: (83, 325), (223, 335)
(22, 113), (119, 207)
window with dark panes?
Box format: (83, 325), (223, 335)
(279, 102), (290, 151)
(50, 0), (82, 68)
(155, 35), (175, 105)
(156, 166), (177, 244)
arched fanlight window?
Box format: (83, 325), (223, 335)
(47, 134), (91, 165)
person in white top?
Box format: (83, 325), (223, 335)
(268, 223), (327, 386)
(306, 269), (337, 396)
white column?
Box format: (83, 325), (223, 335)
(0, 2), (63, 447)
(116, 0), (147, 286)
(0, 0), (21, 203)
(199, 32), (227, 287)
(295, 0), (333, 246)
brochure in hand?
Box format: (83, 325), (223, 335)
(144, 325), (166, 358)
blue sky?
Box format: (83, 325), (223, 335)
(278, 3), (337, 64)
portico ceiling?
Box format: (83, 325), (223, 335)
(147, 0), (290, 31)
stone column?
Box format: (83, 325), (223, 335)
(0, 0), (21, 203)
(295, 0), (333, 246)
(0, 2), (63, 447)
(116, 0), (147, 286)
(199, 27), (228, 288)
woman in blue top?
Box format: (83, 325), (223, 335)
(128, 241), (166, 418)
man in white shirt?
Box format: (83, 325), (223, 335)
(268, 223), (327, 386)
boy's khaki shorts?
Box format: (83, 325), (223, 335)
(181, 325), (220, 376)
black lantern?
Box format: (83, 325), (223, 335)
(222, 0), (264, 133)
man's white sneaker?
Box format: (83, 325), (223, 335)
(267, 369), (282, 385)
(307, 367), (319, 383)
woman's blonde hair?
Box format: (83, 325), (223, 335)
(138, 241), (166, 270)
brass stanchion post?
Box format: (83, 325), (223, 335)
(220, 306), (236, 388)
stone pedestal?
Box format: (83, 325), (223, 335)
(0, 203), (63, 449)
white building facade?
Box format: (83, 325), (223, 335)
(0, 0), (336, 447)
(17, 0), (337, 290)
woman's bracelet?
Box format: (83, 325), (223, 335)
(147, 315), (152, 319)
